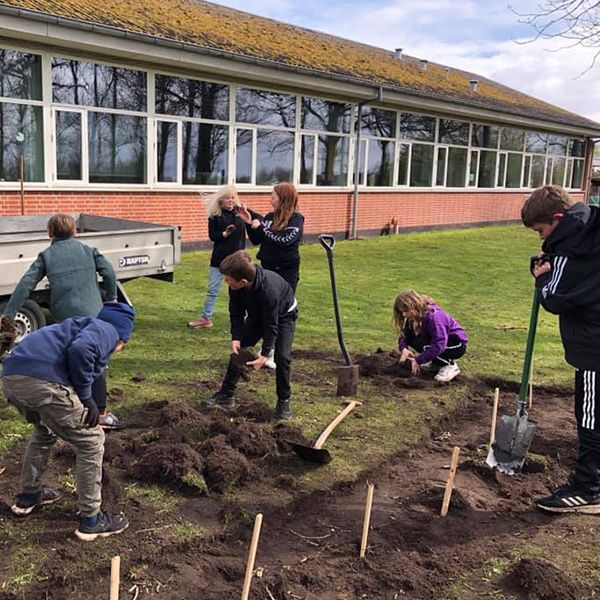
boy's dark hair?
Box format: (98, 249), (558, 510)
(220, 251), (256, 281)
(521, 186), (575, 227)
(47, 214), (76, 239)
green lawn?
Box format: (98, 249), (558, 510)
(1, 223), (569, 460)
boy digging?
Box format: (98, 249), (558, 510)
(522, 185), (600, 513)
(204, 251), (297, 419)
(1, 302), (135, 540)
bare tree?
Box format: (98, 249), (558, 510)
(513, 1), (600, 69)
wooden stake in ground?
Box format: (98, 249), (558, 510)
(110, 556), (120, 600)
(241, 513), (263, 600)
(359, 482), (375, 559)
(489, 387), (500, 449)
(440, 446), (461, 517)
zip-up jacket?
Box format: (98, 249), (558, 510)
(1, 317), (119, 405)
(247, 210), (304, 269)
(398, 303), (468, 365)
(536, 202), (600, 370)
(4, 238), (117, 322)
(228, 265), (296, 356)
(208, 209), (245, 268)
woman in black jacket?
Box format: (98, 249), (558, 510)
(238, 182), (304, 293)
(188, 186), (245, 329)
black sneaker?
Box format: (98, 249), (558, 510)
(274, 399), (292, 420)
(75, 510), (129, 541)
(11, 487), (63, 516)
(536, 483), (600, 514)
(202, 391), (235, 409)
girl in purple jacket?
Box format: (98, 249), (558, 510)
(393, 290), (468, 383)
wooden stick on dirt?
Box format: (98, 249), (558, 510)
(110, 556), (120, 600)
(241, 513), (263, 600)
(360, 482), (375, 559)
(489, 387), (500, 449)
(440, 447), (461, 518)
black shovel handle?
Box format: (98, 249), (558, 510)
(318, 234), (352, 366)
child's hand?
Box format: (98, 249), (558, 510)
(231, 340), (241, 354)
(533, 259), (551, 278)
(223, 224), (236, 238)
(399, 348), (412, 363)
(250, 219), (261, 229)
(237, 204), (252, 224)
(408, 357), (421, 376)
(246, 355), (267, 370)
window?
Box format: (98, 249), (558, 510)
(571, 159), (585, 188)
(235, 128), (254, 184)
(182, 122), (228, 185)
(438, 119), (469, 146)
(56, 111), (82, 180)
(569, 139), (585, 158)
(0, 103), (44, 182)
(551, 155), (566, 186)
(547, 134), (568, 156)
(365, 139), (394, 186)
(525, 132), (547, 154)
(360, 107), (396, 138)
(500, 127), (525, 152)
(155, 75), (229, 121)
(156, 121), (178, 183)
(236, 88), (295, 128)
(477, 150), (497, 187)
(530, 155), (545, 188)
(88, 113), (146, 184)
(506, 153), (523, 188)
(446, 147), (468, 187)
(398, 143), (409, 185)
(52, 58), (146, 111)
(410, 144), (434, 186)
(472, 125), (498, 149)
(0, 50), (42, 100)
(316, 135), (349, 186)
(401, 113), (435, 141)
(301, 97), (350, 133)
(256, 130), (294, 185)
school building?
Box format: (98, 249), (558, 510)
(1, 0), (599, 245)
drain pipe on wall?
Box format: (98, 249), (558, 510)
(350, 86), (384, 239)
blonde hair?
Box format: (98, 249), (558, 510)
(204, 185), (239, 218)
(393, 290), (434, 335)
(272, 182), (299, 231)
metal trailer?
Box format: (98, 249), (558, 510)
(0, 213), (181, 337)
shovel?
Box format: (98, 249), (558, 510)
(486, 282), (539, 474)
(319, 234), (359, 396)
(288, 400), (360, 463)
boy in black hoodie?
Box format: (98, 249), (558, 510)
(203, 251), (297, 419)
(522, 185), (600, 513)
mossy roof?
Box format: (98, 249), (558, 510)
(1, 0), (598, 131)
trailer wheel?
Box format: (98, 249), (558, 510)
(0, 300), (46, 341)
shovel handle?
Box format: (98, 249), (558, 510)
(319, 234), (335, 253)
(518, 287), (540, 413)
(314, 401), (359, 449)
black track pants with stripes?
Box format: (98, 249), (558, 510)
(574, 369), (600, 494)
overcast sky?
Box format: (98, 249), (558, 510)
(217, 0), (600, 124)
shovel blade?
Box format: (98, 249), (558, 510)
(486, 414), (536, 474)
(287, 441), (332, 464)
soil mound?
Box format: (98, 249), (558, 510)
(227, 421), (278, 457)
(129, 442), (206, 492)
(359, 349), (411, 377)
(234, 401), (273, 422)
(505, 557), (586, 600)
(203, 437), (252, 493)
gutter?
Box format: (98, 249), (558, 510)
(1, 4), (600, 136)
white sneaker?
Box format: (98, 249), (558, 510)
(434, 363), (460, 383)
(264, 349), (277, 370)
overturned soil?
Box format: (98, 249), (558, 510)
(0, 349), (596, 599)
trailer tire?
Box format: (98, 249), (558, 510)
(0, 299), (46, 341)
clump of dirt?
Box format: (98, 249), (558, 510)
(202, 436), (252, 493)
(227, 421), (278, 457)
(416, 484), (471, 512)
(158, 402), (212, 443)
(504, 557), (587, 600)
(230, 348), (258, 380)
(131, 373), (146, 383)
(272, 422), (312, 449)
(107, 387), (124, 402)
(359, 349), (411, 377)
(234, 401), (273, 422)
(129, 443), (206, 493)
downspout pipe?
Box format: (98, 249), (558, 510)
(350, 86), (384, 239)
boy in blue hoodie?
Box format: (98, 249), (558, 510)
(1, 302), (135, 540)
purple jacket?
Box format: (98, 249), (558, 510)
(398, 303), (468, 364)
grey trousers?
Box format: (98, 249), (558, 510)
(1, 374), (104, 517)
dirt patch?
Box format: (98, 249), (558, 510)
(202, 436), (252, 493)
(227, 421), (278, 457)
(504, 557), (588, 600)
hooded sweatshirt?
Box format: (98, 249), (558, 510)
(536, 202), (600, 370)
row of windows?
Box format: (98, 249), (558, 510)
(0, 48), (588, 188)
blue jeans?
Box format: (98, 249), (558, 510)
(202, 266), (224, 319)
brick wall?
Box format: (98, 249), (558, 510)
(0, 190), (586, 244)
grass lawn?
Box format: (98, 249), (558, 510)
(1, 223), (569, 462)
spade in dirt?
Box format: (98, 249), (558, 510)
(287, 400), (360, 464)
(319, 234), (359, 396)
(487, 278), (539, 474)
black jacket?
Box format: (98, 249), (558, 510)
(536, 202), (600, 370)
(228, 265), (296, 356)
(208, 209), (245, 268)
(247, 210), (304, 270)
